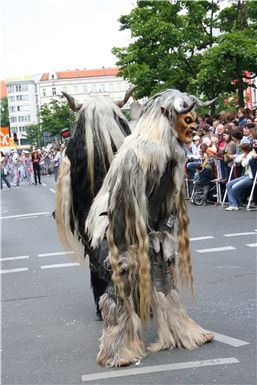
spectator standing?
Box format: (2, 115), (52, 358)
(44, 151), (51, 176)
(1, 152), (11, 190)
(53, 145), (62, 182)
(24, 153), (33, 184)
(237, 108), (247, 128)
(31, 150), (42, 185)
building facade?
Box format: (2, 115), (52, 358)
(38, 68), (131, 107)
(6, 79), (39, 144)
(5, 68), (132, 144)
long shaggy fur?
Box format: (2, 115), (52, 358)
(86, 89), (192, 320)
(97, 293), (145, 367)
(84, 89), (214, 367)
(55, 96), (130, 263)
(149, 288), (214, 352)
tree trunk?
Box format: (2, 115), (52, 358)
(236, 56), (245, 108)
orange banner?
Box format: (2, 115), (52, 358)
(0, 127), (10, 147)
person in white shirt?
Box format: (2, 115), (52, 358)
(53, 146), (62, 182)
(225, 141), (257, 211)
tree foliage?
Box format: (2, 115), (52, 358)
(39, 98), (75, 136)
(0, 97), (10, 127)
(26, 124), (45, 148)
(113, 0), (257, 109)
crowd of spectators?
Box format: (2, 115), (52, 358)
(1, 107), (257, 212)
(184, 107), (257, 209)
(1, 144), (63, 189)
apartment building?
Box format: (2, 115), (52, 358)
(38, 68), (131, 107)
(4, 68), (132, 144)
(6, 78), (40, 144)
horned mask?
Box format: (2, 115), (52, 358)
(160, 92), (216, 144)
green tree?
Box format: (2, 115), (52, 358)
(26, 124), (44, 148)
(112, 0), (219, 99)
(39, 98), (75, 136)
(0, 97), (10, 128)
(113, 0), (257, 110)
(196, 0), (257, 108)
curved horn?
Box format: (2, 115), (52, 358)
(191, 95), (217, 108)
(116, 86), (136, 108)
(174, 97), (195, 114)
(62, 91), (82, 112)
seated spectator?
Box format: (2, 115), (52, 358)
(230, 128), (244, 178)
(194, 143), (217, 205)
(186, 135), (202, 181)
(225, 142), (257, 211)
(221, 127), (237, 181)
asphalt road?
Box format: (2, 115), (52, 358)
(1, 175), (256, 385)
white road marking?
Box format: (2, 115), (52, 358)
(197, 246), (235, 253)
(49, 188), (56, 193)
(190, 236), (214, 241)
(42, 183), (47, 186)
(0, 268), (29, 274)
(0, 256), (29, 261)
(224, 232), (257, 237)
(17, 216), (38, 220)
(212, 332), (249, 347)
(40, 263), (80, 269)
(81, 357), (239, 382)
(246, 243), (257, 248)
(0, 212), (50, 220)
(38, 251), (75, 257)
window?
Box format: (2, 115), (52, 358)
(8, 96), (15, 102)
(73, 85), (78, 93)
(15, 84), (28, 92)
(18, 115), (31, 122)
(18, 105), (30, 112)
(10, 117), (17, 123)
(16, 95), (29, 101)
(7, 85), (15, 93)
(99, 84), (105, 92)
(42, 89), (46, 97)
(52, 87), (56, 96)
(8, 106), (16, 113)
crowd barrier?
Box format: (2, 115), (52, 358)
(185, 160), (257, 211)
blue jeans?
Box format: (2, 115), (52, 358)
(226, 175), (253, 207)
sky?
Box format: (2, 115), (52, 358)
(0, 0), (136, 80)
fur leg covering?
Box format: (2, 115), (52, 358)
(97, 293), (145, 367)
(148, 288), (213, 352)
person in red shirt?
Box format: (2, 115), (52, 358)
(31, 150), (42, 185)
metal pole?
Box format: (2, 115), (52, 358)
(221, 164), (234, 207)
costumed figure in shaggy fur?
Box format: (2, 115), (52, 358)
(85, 89), (216, 367)
(55, 89), (133, 318)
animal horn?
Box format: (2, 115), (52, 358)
(191, 95), (217, 108)
(116, 86), (136, 108)
(174, 97), (195, 114)
(62, 91), (82, 112)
